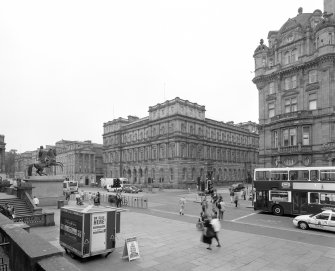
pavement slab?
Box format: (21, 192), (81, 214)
(25, 203), (335, 271)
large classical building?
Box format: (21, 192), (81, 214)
(54, 140), (104, 185)
(0, 135), (5, 175)
(253, 1), (335, 168)
(102, 97), (259, 187)
(14, 140), (104, 185)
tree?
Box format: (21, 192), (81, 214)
(5, 149), (17, 178)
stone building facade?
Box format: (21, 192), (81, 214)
(0, 135), (5, 175)
(15, 151), (34, 179)
(54, 140), (104, 186)
(253, 1), (335, 168)
(103, 97), (259, 187)
(14, 141), (104, 185)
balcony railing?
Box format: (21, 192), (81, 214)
(269, 108), (335, 123)
(271, 145), (312, 154)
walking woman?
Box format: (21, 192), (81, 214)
(202, 215), (215, 250)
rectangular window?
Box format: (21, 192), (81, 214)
(274, 130), (278, 148)
(320, 170), (335, 181)
(268, 102), (275, 118)
(302, 126), (310, 145)
(289, 128), (297, 146)
(291, 75), (297, 88)
(283, 129), (289, 146)
(270, 171), (288, 181)
(255, 171), (270, 181)
(284, 97), (297, 113)
(289, 170), (309, 181)
(269, 82), (275, 94)
(309, 192), (320, 204)
(309, 93), (317, 110)
(310, 170), (319, 181)
(270, 191), (289, 202)
(284, 78), (290, 90)
(320, 193), (335, 205)
(309, 70), (317, 84)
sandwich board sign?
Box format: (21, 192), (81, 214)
(122, 237), (140, 261)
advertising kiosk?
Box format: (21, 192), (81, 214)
(59, 205), (121, 259)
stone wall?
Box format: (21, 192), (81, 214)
(0, 214), (80, 271)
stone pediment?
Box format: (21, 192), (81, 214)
(281, 89), (299, 97)
(305, 82), (319, 92)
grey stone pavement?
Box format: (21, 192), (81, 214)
(28, 198), (335, 271)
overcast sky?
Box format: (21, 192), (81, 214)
(0, 0), (323, 153)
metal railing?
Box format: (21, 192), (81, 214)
(70, 192), (148, 209)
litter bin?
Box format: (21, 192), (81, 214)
(57, 200), (64, 209)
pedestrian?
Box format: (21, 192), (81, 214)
(234, 192), (239, 207)
(217, 197), (225, 220)
(116, 192), (122, 207)
(96, 191), (101, 206)
(75, 193), (81, 204)
(88, 192), (92, 205)
(179, 196), (186, 215)
(229, 189), (234, 203)
(210, 214), (221, 247)
(201, 196), (208, 213)
(242, 189), (246, 200)
(65, 192), (70, 201)
(33, 196), (39, 206)
(7, 204), (14, 219)
(80, 190), (85, 201)
(202, 215), (215, 250)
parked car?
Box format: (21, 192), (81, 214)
(132, 185), (143, 192)
(122, 185), (139, 193)
(130, 186), (141, 193)
(293, 210), (335, 232)
(230, 183), (245, 192)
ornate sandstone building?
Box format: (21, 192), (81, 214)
(102, 97), (259, 187)
(253, 1), (335, 168)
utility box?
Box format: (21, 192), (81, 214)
(59, 205), (121, 259)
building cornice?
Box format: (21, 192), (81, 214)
(253, 53), (335, 85)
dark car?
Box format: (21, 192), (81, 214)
(231, 183), (245, 192)
(122, 185), (139, 193)
(132, 185), (143, 192)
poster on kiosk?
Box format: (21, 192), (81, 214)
(91, 212), (107, 252)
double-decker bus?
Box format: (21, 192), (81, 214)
(253, 167), (335, 216)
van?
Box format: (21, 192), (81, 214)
(105, 178), (129, 192)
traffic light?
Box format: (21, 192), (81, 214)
(207, 180), (214, 194)
(114, 178), (120, 188)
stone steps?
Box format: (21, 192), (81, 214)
(0, 198), (33, 217)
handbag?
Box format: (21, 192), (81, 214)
(204, 226), (215, 238)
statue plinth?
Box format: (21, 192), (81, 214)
(24, 175), (65, 206)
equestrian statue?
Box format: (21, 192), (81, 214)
(27, 146), (63, 176)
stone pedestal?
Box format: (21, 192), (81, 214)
(24, 176), (65, 206)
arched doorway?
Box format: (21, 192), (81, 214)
(127, 169), (131, 180)
(133, 168), (137, 183)
(139, 168), (143, 183)
(159, 168), (164, 183)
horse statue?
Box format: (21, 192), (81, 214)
(27, 146), (63, 176)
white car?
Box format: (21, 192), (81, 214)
(293, 210), (335, 232)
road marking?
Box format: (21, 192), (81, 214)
(230, 219), (335, 239)
(150, 208), (199, 218)
(231, 212), (258, 222)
